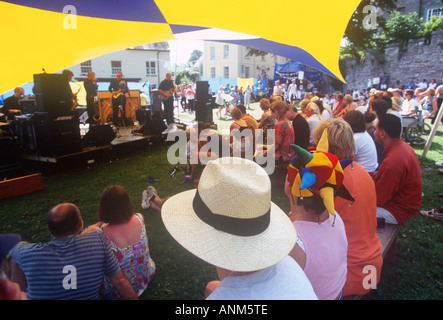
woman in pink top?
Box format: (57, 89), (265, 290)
(84, 185), (156, 299)
(285, 144), (348, 300)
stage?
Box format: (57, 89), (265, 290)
(17, 125), (168, 176)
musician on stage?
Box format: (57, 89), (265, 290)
(158, 72), (175, 125)
(1, 87), (24, 117)
(84, 71), (98, 124)
(62, 69), (75, 110)
(109, 72), (129, 126)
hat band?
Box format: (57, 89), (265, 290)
(193, 190), (270, 237)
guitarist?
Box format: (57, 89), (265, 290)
(109, 71), (129, 126)
(158, 72), (175, 125)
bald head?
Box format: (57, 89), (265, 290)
(47, 203), (82, 237)
(14, 87), (24, 99)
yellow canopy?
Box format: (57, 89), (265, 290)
(0, 0), (361, 94)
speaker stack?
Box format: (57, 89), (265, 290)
(33, 111), (82, 156)
(33, 73), (73, 115)
(195, 81), (215, 123)
(13, 74), (83, 156)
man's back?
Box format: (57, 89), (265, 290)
(206, 256), (317, 300)
(11, 232), (120, 300)
(375, 139), (422, 225)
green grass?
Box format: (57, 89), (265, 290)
(1, 111), (442, 300)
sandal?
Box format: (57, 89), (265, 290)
(420, 209), (443, 221)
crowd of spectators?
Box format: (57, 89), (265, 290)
(1, 73), (439, 301)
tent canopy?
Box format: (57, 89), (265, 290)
(0, 0), (361, 94)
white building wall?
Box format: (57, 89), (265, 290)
(203, 41), (290, 79)
(68, 48), (170, 88)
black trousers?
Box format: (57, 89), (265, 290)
(163, 97), (174, 124)
(112, 95), (126, 125)
(86, 96), (95, 124)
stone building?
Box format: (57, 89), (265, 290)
(343, 0), (443, 92)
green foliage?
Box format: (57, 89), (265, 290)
(383, 11), (423, 48)
(420, 15), (443, 42)
(174, 69), (199, 85)
(343, 0), (397, 54)
(187, 49), (202, 66)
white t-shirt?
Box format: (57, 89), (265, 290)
(401, 99), (416, 115)
(206, 256), (318, 300)
(288, 83), (298, 96)
(307, 114), (321, 145)
(354, 132), (378, 173)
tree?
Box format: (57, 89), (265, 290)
(174, 69), (199, 85)
(420, 15), (443, 43)
(343, 0), (397, 57)
(187, 50), (202, 67)
(245, 47), (268, 57)
(383, 11), (423, 49)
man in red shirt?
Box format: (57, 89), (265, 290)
(373, 114), (422, 225)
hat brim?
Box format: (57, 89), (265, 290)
(161, 189), (296, 272)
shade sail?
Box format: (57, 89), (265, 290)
(0, 0), (361, 94)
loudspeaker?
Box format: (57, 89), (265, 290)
(33, 111), (82, 156)
(150, 90), (163, 114)
(33, 73), (73, 115)
(81, 124), (116, 146)
(15, 115), (37, 154)
(195, 101), (213, 123)
(196, 81), (210, 102)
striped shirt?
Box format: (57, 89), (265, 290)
(10, 232), (121, 300)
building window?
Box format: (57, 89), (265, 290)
(111, 61), (122, 75)
(240, 64), (244, 75)
(80, 60), (92, 75)
(261, 55), (265, 62)
(223, 45), (229, 59)
(210, 47), (215, 60)
(427, 8), (443, 22)
(245, 66), (250, 78)
(224, 66), (229, 78)
(146, 61), (156, 76)
(211, 67), (216, 78)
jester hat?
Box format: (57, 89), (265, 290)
(287, 128), (354, 218)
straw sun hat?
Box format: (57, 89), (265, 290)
(161, 158), (296, 272)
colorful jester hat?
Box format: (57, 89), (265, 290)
(287, 129), (353, 224)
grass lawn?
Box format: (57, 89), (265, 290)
(1, 102), (442, 300)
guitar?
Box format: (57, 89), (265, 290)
(159, 88), (175, 100)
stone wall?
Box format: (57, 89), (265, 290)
(343, 30), (443, 92)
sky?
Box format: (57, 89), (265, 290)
(168, 39), (204, 65)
